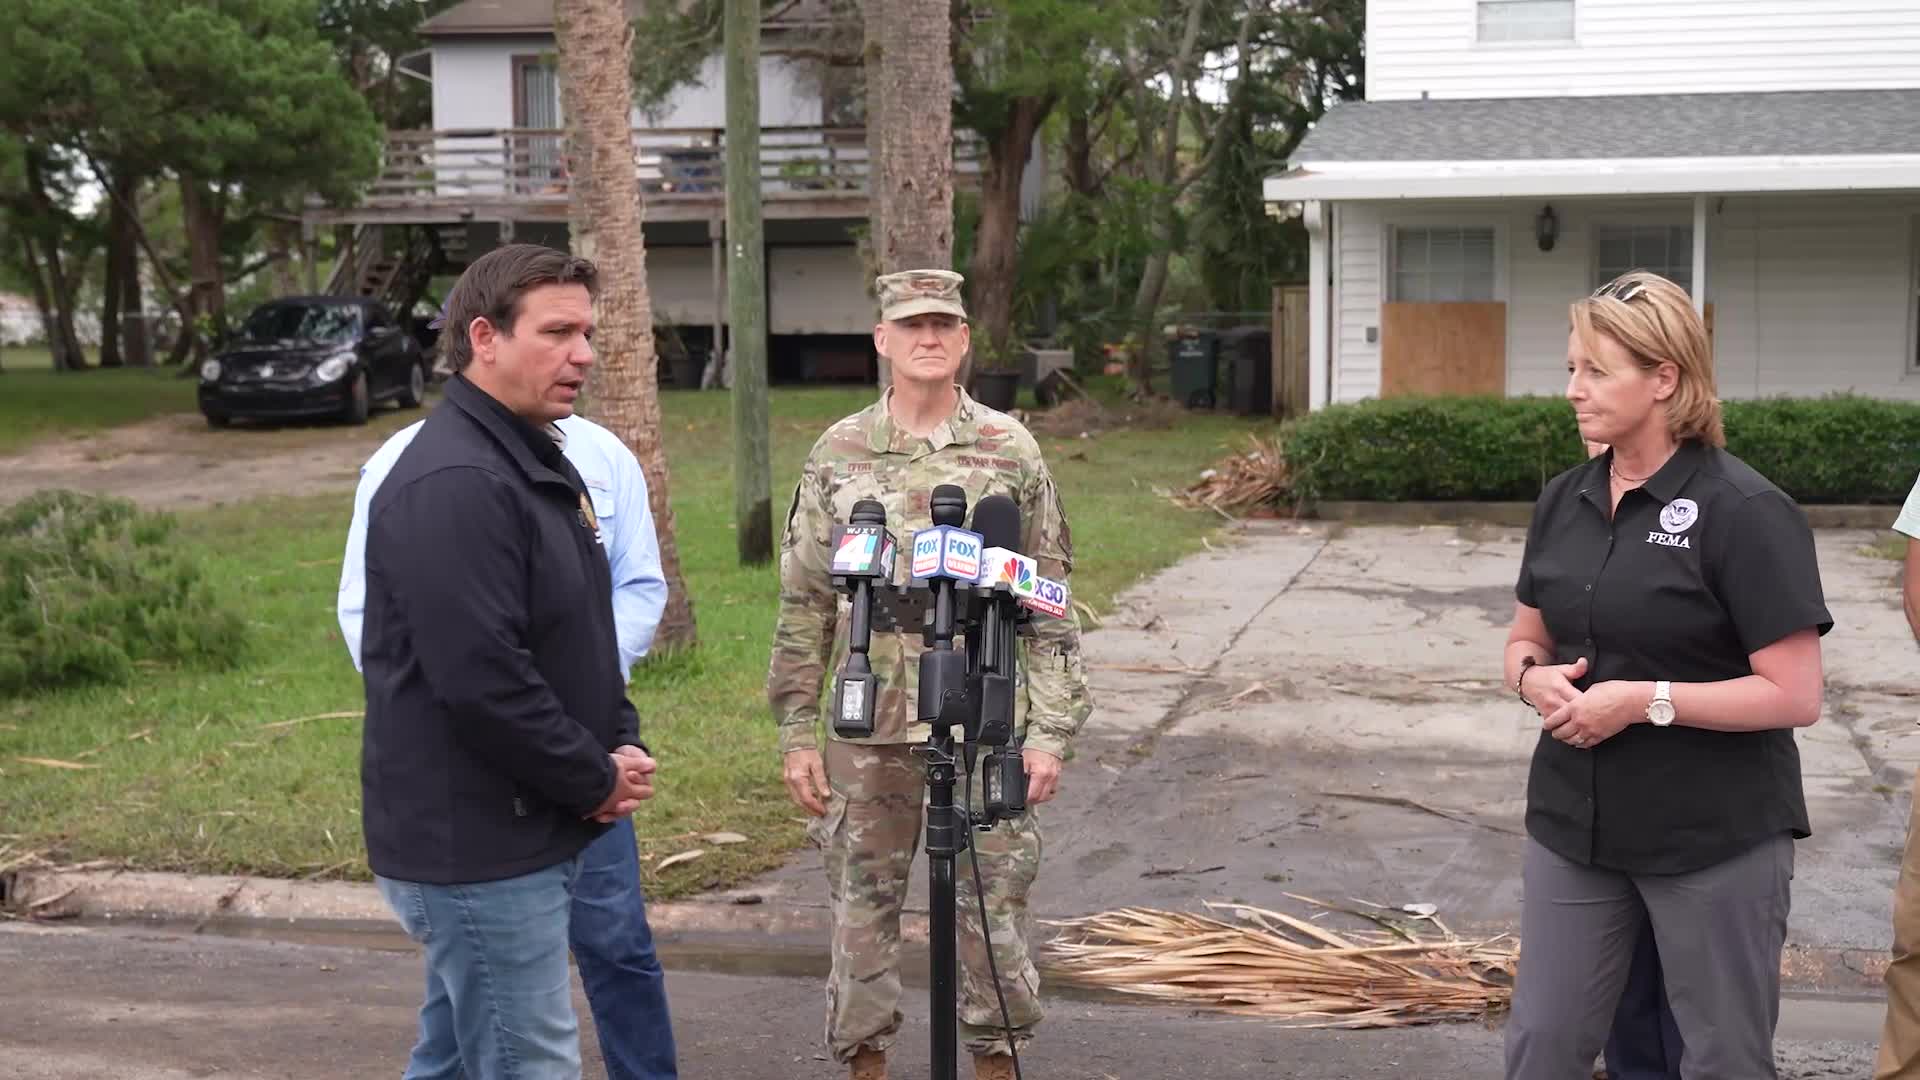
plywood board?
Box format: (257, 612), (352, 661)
(1380, 302), (1507, 397)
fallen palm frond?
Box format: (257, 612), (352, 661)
(1175, 434), (1289, 517)
(1041, 897), (1515, 1029)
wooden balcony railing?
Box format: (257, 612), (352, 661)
(348, 125), (983, 212)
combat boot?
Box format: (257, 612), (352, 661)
(849, 1045), (887, 1080)
(973, 1052), (1016, 1080)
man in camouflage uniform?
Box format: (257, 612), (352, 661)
(767, 269), (1093, 1080)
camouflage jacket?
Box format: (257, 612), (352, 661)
(767, 388), (1092, 758)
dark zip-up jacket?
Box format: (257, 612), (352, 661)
(360, 374), (639, 884)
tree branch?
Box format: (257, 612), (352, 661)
(1169, 4), (1257, 196)
(1149, 0), (1212, 187)
(233, 251), (286, 281)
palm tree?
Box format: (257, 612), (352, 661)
(554, 0), (698, 648)
(865, 0), (955, 385)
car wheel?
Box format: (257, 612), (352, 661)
(342, 370), (370, 425)
(398, 362), (426, 409)
(205, 412), (230, 429)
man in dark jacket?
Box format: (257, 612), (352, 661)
(361, 243), (655, 1080)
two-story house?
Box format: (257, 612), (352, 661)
(303, 0), (980, 383)
(1262, 0), (1920, 410)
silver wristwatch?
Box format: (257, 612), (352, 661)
(1646, 680), (1675, 727)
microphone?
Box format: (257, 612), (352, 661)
(831, 499), (893, 739)
(967, 495), (1030, 822)
(915, 484), (974, 735)
(910, 483), (983, 648)
(968, 495), (1022, 749)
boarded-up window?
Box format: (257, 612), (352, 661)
(1391, 227), (1496, 303)
(1477, 0), (1575, 42)
(1596, 225), (1693, 290)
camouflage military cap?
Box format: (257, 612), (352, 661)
(876, 269), (967, 322)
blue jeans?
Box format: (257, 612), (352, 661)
(378, 857), (585, 1080)
(380, 822), (678, 1080)
(1603, 918), (1684, 1080)
(570, 819), (678, 1080)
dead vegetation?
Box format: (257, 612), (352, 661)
(1175, 434), (1290, 517)
(1042, 895), (1516, 1029)
(1021, 395), (1189, 439)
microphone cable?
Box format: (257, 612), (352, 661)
(962, 751), (1026, 1080)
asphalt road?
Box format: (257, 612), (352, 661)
(0, 921), (1881, 1079)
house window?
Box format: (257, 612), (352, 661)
(1595, 225), (1693, 291)
(1391, 227), (1497, 302)
(1477, 0), (1575, 43)
(513, 55), (563, 189)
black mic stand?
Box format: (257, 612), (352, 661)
(915, 485), (977, 1080)
(878, 488), (1029, 1080)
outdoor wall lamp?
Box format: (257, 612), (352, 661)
(1536, 204), (1559, 252)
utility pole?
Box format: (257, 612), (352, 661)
(726, 0), (771, 564)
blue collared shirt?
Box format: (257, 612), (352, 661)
(338, 413), (667, 678)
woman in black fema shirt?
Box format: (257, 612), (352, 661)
(1502, 270), (1832, 1079)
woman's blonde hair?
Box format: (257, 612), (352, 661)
(1569, 269), (1724, 447)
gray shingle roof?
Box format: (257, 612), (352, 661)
(417, 0), (824, 36)
(1289, 90), (1920, 163)
(419, 0), (645, 37)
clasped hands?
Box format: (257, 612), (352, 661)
(589, 744), (657, 823)
(1521, 657), (1644, 750)
(781, 746), (1063, 816)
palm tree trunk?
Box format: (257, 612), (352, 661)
(554, 0), (699, 650)
(868, 0), (955, 384)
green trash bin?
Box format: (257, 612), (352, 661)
(1168, 331), (1219, 409)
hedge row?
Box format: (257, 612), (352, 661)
(0, 490), (246, 697)
(1281, 395), (1920, 505)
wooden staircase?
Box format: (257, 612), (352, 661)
(323, 224), (467, 317)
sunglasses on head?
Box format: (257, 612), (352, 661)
(1592, 277), (1649, 303)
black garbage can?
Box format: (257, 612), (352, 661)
(1168, 331), (1219, 409)
(1221, 326), (1273, 416)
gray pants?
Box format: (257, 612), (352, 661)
(1504, 834), (1794, 1080)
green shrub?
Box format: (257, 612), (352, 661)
(1283, 394), (1920, 504)
(0, 490), (247, 696)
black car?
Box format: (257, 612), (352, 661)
(198, 297), (428, 428)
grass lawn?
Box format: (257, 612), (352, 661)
(0, 386), (1266, 899)
(0, 347), (198, 455)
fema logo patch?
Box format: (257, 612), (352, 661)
(1647, 497), (1699, 549)
(1659, 498), (1699, 535)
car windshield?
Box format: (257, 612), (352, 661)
(239, 303), (361, 345)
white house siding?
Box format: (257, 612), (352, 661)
(1715, 197), (1920, 400)
(640, 53), (822, 129)
(768, 247), (870, 335)
(429, 39), (822, 132)
(616, 246), (871, 336)
(1330, 194), (1920, 404)
(1366, 0), (1920, 101)
(1333, 203), (1384, 401)
(429, 38), (548, 130)
(647, 246), (726, 329)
